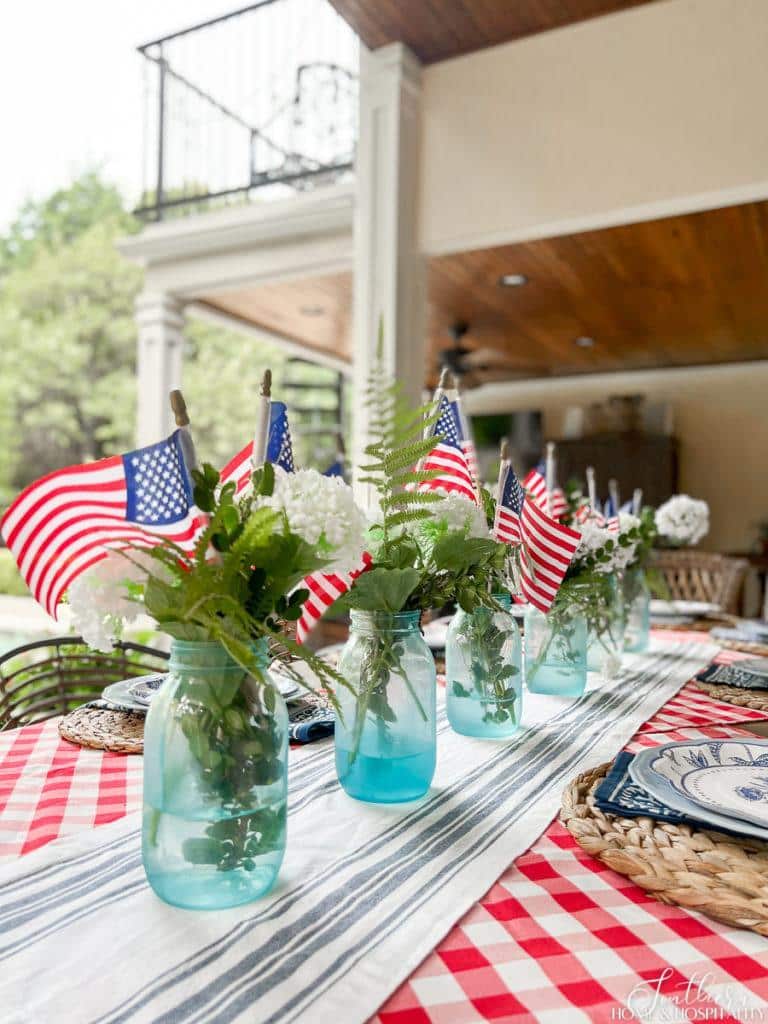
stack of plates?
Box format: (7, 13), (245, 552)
(100, 665), (302, 714)
(629, 739), (768, 840)
(649, 599), (721, 627)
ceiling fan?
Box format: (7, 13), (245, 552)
(435, 321), (535, 388)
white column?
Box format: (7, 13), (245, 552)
(135, 292), (185, 447)
(351, 43), (426, 503)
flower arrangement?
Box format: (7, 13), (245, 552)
(332, 355), (511, 770)
(655, 494), (710, 548)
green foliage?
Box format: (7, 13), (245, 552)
(340, 339), (509, 618)
(452, 606), (519, 725)
(0, 549), (28, 597)
(130, 461), (350, 707)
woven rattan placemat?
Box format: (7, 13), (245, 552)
(561, 761), (768, 934)
(693, 680), (768, 712)
(59, 705), (144, 754)
(719, 638), (768, 657)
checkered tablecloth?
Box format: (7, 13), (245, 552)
(2, 638), (768, 1023)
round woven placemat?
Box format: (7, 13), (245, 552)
(693, 680), (768, 712)
(561, 762), (768, 934)
(59, 706), (144, 754)
(719, 638), (768, 657)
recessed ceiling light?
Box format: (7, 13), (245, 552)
(299, 305), (325, 317)
(575, 335), (595, 348)
(498, 273), (528, 287)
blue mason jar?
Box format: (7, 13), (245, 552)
(142, 639), (288, 910)
(623, 568), (651, 652)
(446, 595), (522, 738)
(586, 576), (625, 678)
(524, 599), (588, 697)
(335, 611), (436, 803)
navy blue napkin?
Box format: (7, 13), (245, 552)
(594, 752), (687, 824)
(594, 752), (748, 838)
(287, 698), (335, 744)
(695, 662), (768, 691)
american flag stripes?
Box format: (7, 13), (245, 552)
(521, 467), (568, 520)
(494, 461), (580, 613)
(576, 503), (620, 533)
(0, 431), (206, 618)
(418, 395), (477, 503)
(295, 552), (372, 644)
(219, 401), (295, 493)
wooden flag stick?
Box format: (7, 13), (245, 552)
(251, 369), (272, 472)
(496, 438), (509, 505)
(632, 487), (643, 515)
(609, 478), (620, 514)
(169, 389), (198, 474)
(545, 442), (555, 517)
(586, 465), (597, 509)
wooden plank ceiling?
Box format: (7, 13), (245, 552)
(327, 0), (656, 64)
(201, 201), (768, 386)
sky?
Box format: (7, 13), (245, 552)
(0, 0), (239, 230)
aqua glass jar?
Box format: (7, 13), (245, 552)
(524, 600), (588, 697)
(586, 575), (625, 678)
(335, 611), (436, 803)
(142, 639), (287, 910)
(446, 595), (522, 738)
(623, 568), (651, 652)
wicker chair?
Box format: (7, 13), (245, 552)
(651, 550), (749, 615)
(0, 636), (168, 730)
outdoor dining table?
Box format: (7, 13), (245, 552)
(2, 631), (768, 1023)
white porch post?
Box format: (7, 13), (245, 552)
(135, 292), (185, 446)
(351, 43), (426, 504)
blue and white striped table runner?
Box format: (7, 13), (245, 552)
(0, 637), (716, 1024)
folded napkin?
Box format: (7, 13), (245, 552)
(594, 752), (746, 837)
(594, 752), (687, 823)
(695, 662), (768, 690)
(287, 697), (335, 744)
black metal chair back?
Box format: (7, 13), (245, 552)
(0, 636), (169, 729)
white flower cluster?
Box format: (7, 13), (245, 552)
(572, 512), (640, 574)
(573, 518), (616, 574)
(262, 467), (368, 572)
(67, 553), (149, 652)
(430, 493), (491, 540)
(655, 494), (709, 547)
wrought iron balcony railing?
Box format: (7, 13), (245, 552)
(136, 0), (358, 221)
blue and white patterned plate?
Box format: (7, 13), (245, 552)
(101, 680), (149, 714)
(127, 673), (168, 705)
(630, 740), (768, 838)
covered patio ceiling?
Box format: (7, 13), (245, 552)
(198, 199), (768, 386)
(327, 0), (657, 65)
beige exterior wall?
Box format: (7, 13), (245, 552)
(419, 0), (768, 255)
(463, 362), (768, 553)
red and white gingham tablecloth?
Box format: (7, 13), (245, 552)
(2, 635), (768, 1023)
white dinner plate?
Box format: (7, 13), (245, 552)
(630, 740), (768, 837)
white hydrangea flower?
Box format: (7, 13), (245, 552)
(614, 512), (641, 571)
(655, 495), (709, 547)
(430, 493), (491, 539)
(261, 467), (368, 572)
(573, 519), (616, 574)
(67, 552), (150, 652)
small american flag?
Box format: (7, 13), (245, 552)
(219, 402), (365, 644)
(0, 431), (206, 618)
(575, 503), (619, 534)
(522, 466), (567, 520)
(220, 401), (295, 493)
(450, 396), (479, 490)
(494, 462), (580, 613)
(418, 395), (477, 503)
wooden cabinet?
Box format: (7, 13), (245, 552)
(554, 434), (678, 507)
